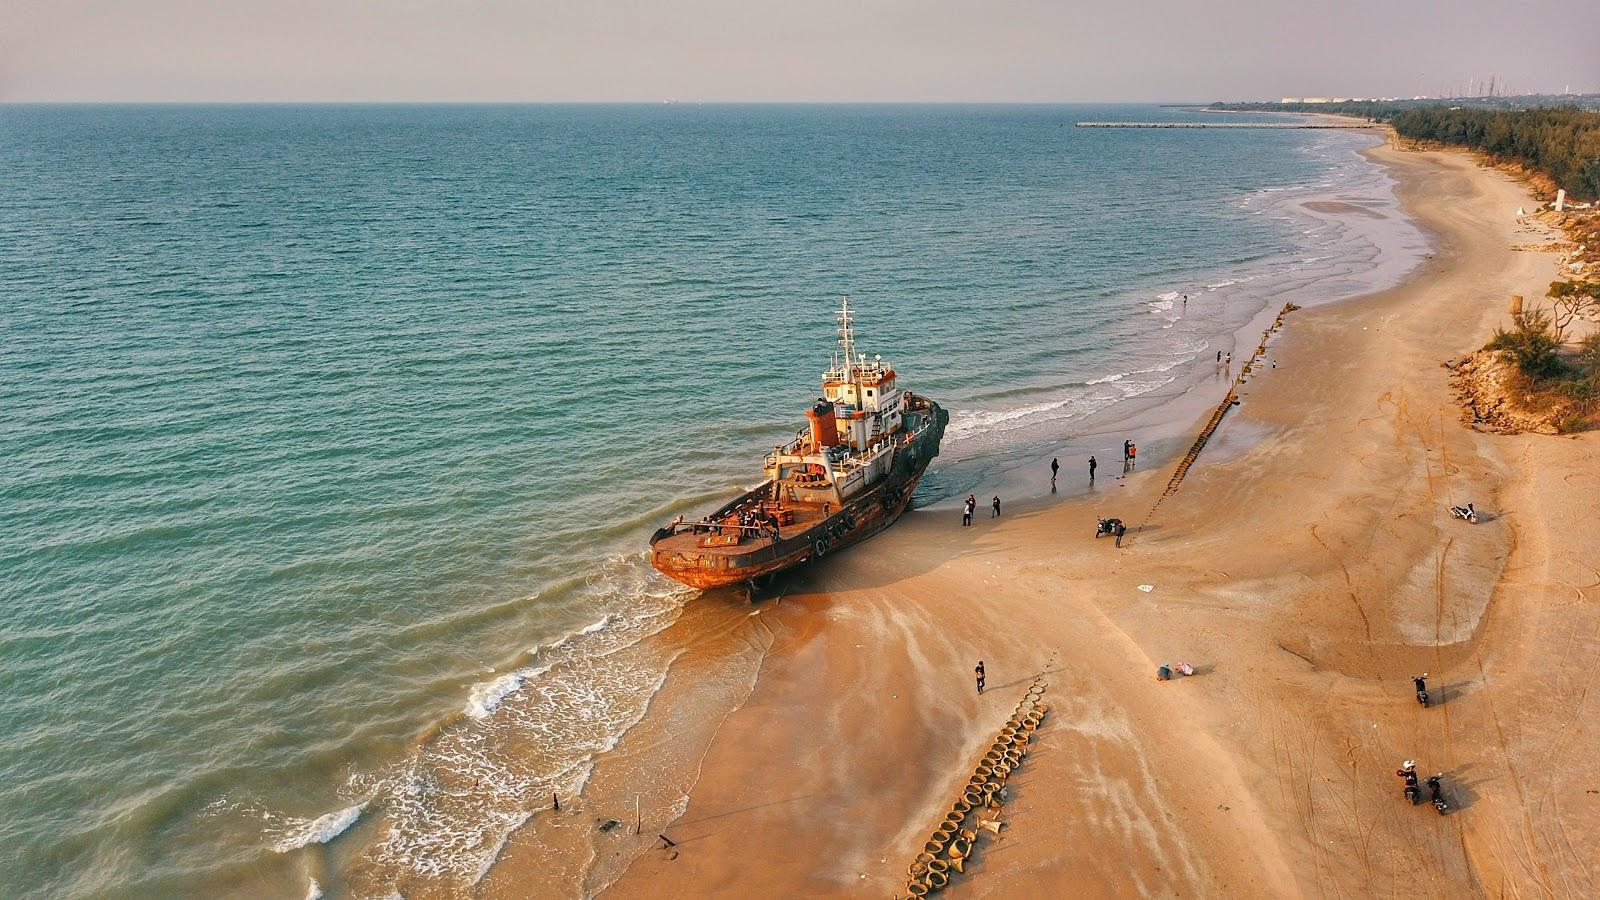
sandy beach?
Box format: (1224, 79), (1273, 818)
(483, 139), (1598, 898)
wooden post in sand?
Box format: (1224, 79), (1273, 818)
(635, 795), (642, 835)
(1510, 295), (1523, 315)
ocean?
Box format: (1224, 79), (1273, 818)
(0, 104), (1428, 897)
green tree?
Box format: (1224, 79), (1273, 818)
(1487, 310), (1566, 378)
(1545, 280), (1600, 341)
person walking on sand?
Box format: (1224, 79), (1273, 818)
(1089, 455), (1097, 481)
(1216, 350), (1222, 364)
(1113, 520), (1127, 548)
(1050, 457), (1059, 485)
(1128, 442), (1137, 470)
(975, 661), (986, 694)
(963, 495), (975, 527)
(991, 496), (1001, 518)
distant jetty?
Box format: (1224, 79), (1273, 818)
(1075, 121), (1376, 129)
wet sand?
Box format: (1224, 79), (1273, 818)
(1302, 199), (1388, 218)
(488, 141), (1598, 897)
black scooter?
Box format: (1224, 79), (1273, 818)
(1413, 673), (1429, 708)
(1095, 517), (1123, 539)
(1448, 503), (1478, 524)
(1426, 774), (1449, 814)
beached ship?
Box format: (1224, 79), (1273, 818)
(649, 299), (948, 590)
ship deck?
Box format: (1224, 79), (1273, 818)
(652, 498), (832, 558)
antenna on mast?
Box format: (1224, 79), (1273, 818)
(836, 296), (856, 388)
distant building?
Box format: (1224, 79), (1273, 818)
(1280, 97), (1301, 103)
(1302, 97), (1330, 104)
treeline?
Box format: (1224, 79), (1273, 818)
(1388, 107), (1600, 200)
(1209, 102), (1600, 200)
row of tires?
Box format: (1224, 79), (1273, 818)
(904, 679), (1050, 896)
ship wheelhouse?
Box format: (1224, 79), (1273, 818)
(763, 297), (908, 503)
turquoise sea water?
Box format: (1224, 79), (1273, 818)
(0, 104), (1425, 896)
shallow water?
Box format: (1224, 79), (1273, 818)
(0, 103), (1426, 896)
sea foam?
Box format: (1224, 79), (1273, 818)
(273, 804), (363, 852)
(465, 664), (553, 719)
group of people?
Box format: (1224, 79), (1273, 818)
(1051, 443), (1136, 487)
(685, 508), (781, 541)
(961, 494), (1001, 526)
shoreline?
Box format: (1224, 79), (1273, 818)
(481, 139), (1598, 895)
(214, 106), (1425, 900)
(926, 125), (1432, 512)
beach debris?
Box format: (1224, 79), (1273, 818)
(1175, 662), (1195, 676)
(597, 818), (622, 833)
(1137, 584), (1154, 593)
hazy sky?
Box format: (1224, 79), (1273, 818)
(3, 0), (1597, 102)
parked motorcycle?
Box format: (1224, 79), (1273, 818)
(1426, 774), (1449, 814)
(1095, 517), (1123, 539)
(1413, 673), (1429, 708)
(1448, 503), (1478, 524)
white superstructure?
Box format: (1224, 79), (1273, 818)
(763, 298), (919, 505)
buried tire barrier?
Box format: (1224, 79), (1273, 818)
(899, 683), (1048, 895)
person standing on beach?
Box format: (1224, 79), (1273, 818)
(1050, 457), (1059, 485)
(1216, 350), (1222, 364)
(1089, 455), (1097, 481)
(1182, 293), (1188, 310)
(975, 661), (986, 694)
(1128, 443), (1137, 470)
(991, 496), (1001, 518)
(1113, 521), (1127, 548)
(962, 495), (975, 527)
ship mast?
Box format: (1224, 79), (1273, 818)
(836, 296), (857, 391)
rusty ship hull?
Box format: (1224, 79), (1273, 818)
(648, 397), (947, 590)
